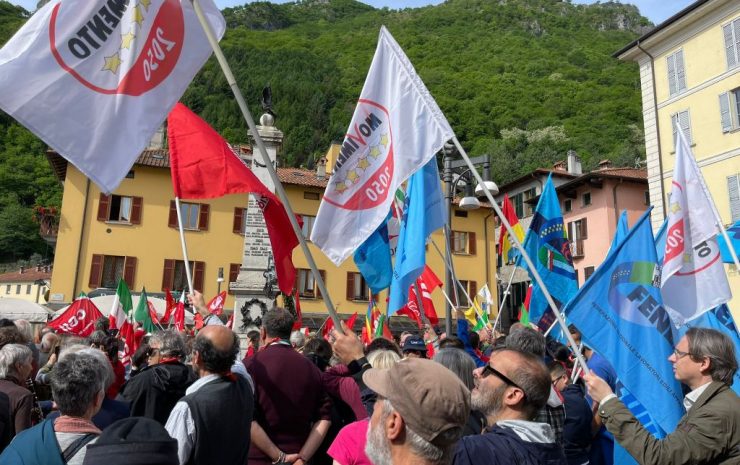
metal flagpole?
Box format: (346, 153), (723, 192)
(450, 137), (590, 375)
(492, 266), (517, 333)
(174, 197), (194, 295)
(190, 0), (343, 332)
(430, 239), (483, 320)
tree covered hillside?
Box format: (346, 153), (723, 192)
(0, 0), (650, 262)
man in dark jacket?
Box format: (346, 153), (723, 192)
(121, 330), (196, 425)
(453, 348), (568, 465)
(585, 327), (740, 465)
(550, 362), (592, 465)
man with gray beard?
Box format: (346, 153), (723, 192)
(452, 349), (567, 465)
(362, 358), (469, 465)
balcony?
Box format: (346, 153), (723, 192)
(34, 207), (59, 246)
(570, 238), (584, 259)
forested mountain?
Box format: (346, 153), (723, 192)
(0, 0), (650, 263)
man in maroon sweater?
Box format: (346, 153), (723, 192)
(244, 308), (332, 465)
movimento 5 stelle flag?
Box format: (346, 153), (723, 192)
(0, 0), (225, 193)
(310, 26), (454, 265)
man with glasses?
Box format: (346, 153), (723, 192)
(585, 327), (740, 464)
(453, 348), (568, 465)
(120, 330), (196, 425)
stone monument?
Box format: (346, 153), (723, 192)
(231, 111), (282, 343)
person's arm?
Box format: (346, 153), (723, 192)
(164, 401), (195, 465)
(187, 291), (224, 326)
(250, 421), (285, 463)
(285, 418), (332, 465)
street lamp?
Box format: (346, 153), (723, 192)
(442, 143), (498, 335)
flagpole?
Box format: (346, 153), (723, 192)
(430, 239), (482, 320)
(174, 197), (194, 295)
(450, 137), (590, 375)
(191, 0), (343, 332)
(492, 266), (518, 333)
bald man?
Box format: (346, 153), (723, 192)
(165, 326), (254, 465)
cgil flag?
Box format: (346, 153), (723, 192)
(311, 26), (454, 265)
(48, 292), (103, 337)
(662, 127), (731, 326)
(519, 174), (577, 326)
(173, 291), (186, 332)
(207, 291), (227, 316)
(387, 159), (447, 315)
(167, 103), (300, 295)
(0, 0), (225, 193)
(498, 194), (525, 265)
(566, 208), (684, 433)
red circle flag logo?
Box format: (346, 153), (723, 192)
(322, 99), (395, 211)
(49, 0), (185, 96)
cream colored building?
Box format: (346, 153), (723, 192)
(616, 0), (740, 318)
(0, 266), (51, 304)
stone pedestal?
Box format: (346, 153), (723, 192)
(231, 114), (283, 345)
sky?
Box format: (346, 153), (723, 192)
(7, 0), (696, 25)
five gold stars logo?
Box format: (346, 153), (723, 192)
(332, 132), (390, 194)
(102, 0), (152, 75)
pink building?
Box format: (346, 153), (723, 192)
(534, 161), (649, 285)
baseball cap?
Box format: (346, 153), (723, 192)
(401, 335), (427, 353)
(363, 358), (470, 445)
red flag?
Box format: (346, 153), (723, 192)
(292, 290), (302, 330)
(147, 301), (160, 325)
(226, 313), (234, 329)
(345, 313), (358, 333)
(418, 265), (443, 289)
(361, 326), (372, 345)
(48, 293), (103, 337)
(167, 103), (299, 294)
(194, 313), (204, 330)
(321, 316), (334, 341)
(118, 319), (138, 366)
(174, 292), (186, 332)
(207, 291), (227, 316)
(416, 280), (439, 325)
(397, 290), (423, 328)
(163, 289), (176, 324)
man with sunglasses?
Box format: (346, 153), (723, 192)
(453, 348), (568, 465)
(585, 327), (740, 465)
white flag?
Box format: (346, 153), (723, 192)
(0, 0), (225, 193)
(661, 128), (731, 325)
(310, 26), (454, 265)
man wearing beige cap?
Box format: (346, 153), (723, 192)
(362, 358), (470, 465)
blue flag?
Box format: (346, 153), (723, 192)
(680, 304), (740, 395)
(354, 212), (393, 294)
(565, 208), (684, 433)
(605, 210), (630, 258)
(387, 159), (446, 315)
(520, 174), (577, 327)
(654, 218), (668, 263)
(718, 220), (740, 263)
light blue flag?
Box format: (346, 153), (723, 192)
(519, 174), (577, 328)
(717, 220), (740, 263)
(654, 218), (668, 262)
(606, 210), (630, 257)
(565, 207), (685, 434)
(387, 159), (446, 315)
(680, 304), (740, 395)
(354, 211), (393, 294)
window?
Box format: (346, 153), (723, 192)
(26, 284), (31, 294)
(450, 230), (477, 255)
(454, 210), (468, 218)
(228, 263), (241, 295)
(4, 285), (9, 294)
(97, 194), (142, 224)
(567, 218), (588, 259)
(452, 280), (477, 307)
(564, 199), (572, 212)
(300, 215), (316, 238)
(729, 174), (740, 222)
(233, 207), (248, 235)
(89, 254), (137, 289)
(671, 110), (692, 148)
(346, 272), (370, 301)
(297, 268), (324, 299)
(719, 88), (740, 133)
(666, 49), (687, 96)
(584, 266), (595, 283)
(512, 188), (537, 218)
(303, 191), (320, 200)
(169, 201), (209, 231)
(582, 192), (591, 207)
(162, 259), (205, 292)
(15, 285), (20, 294)
(723, 18), (740, 70)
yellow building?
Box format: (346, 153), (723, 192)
(0, 266), (51, 304)
(46, 145), (497, 327)
(616, 0), (740, 318)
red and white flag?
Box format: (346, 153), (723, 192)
(662, 127), (731, 325)
(173, 291), (186, 332)
(207, 291), (227, 316)
(48, 292), (103, 337)
(311, 26), (454, 265)
(0, 0), (225, 193)
(167, 103), (300, 295)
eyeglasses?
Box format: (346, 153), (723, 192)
(481, 365), (527, 398)
(673, 348), (693, 359)
(147, 348), (161, 358)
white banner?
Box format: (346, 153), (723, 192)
(662, 128), (731, 325)
(0, 0), (225, 193)
(310, 26), (454, 265)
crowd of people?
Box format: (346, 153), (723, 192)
(0, 292), (737, 465)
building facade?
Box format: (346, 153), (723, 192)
(47, 143), (497, 325)
(0, 266), (51, 304)
(616, 0), (740, 318)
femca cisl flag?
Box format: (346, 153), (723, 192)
(311, 26), (454, 265)
(0, 0), (225, 194)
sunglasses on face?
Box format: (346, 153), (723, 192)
(481, 364), (527, 398)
